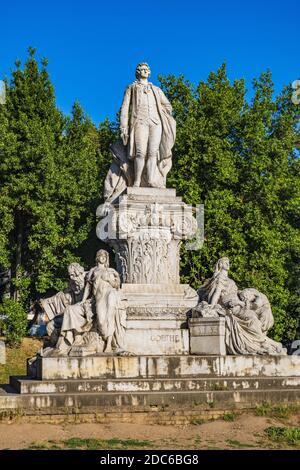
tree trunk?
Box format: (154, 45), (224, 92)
(12, 211), (23, 301)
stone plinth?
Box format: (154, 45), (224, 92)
(189, 317), (226, 356)
(96, 187), (197, 285)
(0, 354), (297, 417)
(30, 354), (300, 381)
(122, 283), (197, 354)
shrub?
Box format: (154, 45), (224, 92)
(0, 298), (28, 347)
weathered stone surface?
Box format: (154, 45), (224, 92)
(193, 257), (286, 356)
(11, 375), (300, 395)
(0, 354), (299, 417)
(127, 187), (177, 200)
(121, 283), (197, 355)
(189, 317), (226, 355)
(121, 283), (198, 308)
(0, 341), (5, 365)
(31, 354), (300, 381)
(1, 386), (300, 414)
(97, 187), (197, 286)
(125, 324), (189, 355)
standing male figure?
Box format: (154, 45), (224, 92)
(120, 62), (176, 188)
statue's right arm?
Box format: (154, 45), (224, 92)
(120, 86), (132, 143)
(81, 282), (91, 303)
(81, 269), (93, 302)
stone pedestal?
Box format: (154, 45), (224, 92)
(96, 187), (198, 355)
(30, 354), (300, 380)
(189, 317), (226, 355)
(122, 284), (197, 355)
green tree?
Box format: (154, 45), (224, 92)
(1, 51), (299, 344)
(160, 65), (300, 341)
(0, 48), (101, 306)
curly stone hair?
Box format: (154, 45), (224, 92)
(135, 62), (150, 79)
(67, 262), (85, 277)
(95, 249), (109, 268)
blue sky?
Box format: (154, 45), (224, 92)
(1, 0), (299, 124)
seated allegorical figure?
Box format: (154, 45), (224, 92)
(30, 262), (86, 342)
(193, 256), (286, 356)
(40, 249), (128, 356)
(197, 257), (239, 308)
(72, 249), (126, 354)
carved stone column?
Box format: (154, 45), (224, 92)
(96, 187), (199, 355)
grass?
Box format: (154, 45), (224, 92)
(64, 437), (153, 449)
(0, 337), (42, 384)
(191, 418), (205, 425)
(25, 437), (154, 450)
(255, 402), (300, 419)
(226, 439), (256, 449)
(223, 412), (237, 422)
(265, 427), (300, 446)
(212, 383), (228, 391)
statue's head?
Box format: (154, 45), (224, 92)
(214, 256), (230, 273)
(95, 249), (109, 268)
(135, 62), (151, 80)
(67, 262), (85, 293)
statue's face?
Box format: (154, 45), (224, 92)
(69, 269), (85, 293)
(98, 252), (108, 265)
(138, 65), (150, 79)
(221, 258), (229, 271)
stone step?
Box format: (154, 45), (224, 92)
(10, 375), (300, 395)
(33, 354), (300, 380)
(1, 387), (300, 413)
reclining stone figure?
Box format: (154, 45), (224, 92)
(193, 256), (286, 355)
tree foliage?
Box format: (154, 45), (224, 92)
(0, 51), (299, 342)
(0, 49), (102, 303)
(160, 65), (300, 340)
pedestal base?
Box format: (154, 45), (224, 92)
(189, 317), (226, 355)
(121, 283), (198, 355)
(30, 354), (300, 380)
(125, 320), (189, 355)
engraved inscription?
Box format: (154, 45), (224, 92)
(198, 325), (220, 335)
(150, 334), (180, 343)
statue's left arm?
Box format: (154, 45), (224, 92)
(111, 270), (121, 289)
(158, 88), (173, 115)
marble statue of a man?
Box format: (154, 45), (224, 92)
(120, 62), (176, 188)
(103, 62), (176, 203)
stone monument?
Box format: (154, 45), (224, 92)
(1, 63), (299, 420)
(96, 62), (198, 355)
(32, 63), (287, 360)
(31, 61), (198, 359)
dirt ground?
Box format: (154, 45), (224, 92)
(0, 412), (299, 450)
